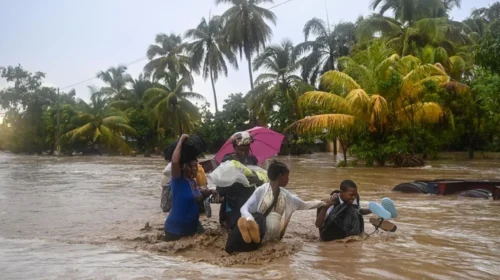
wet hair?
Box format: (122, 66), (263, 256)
(267, 160), (289, 181)
(340, 180), (358, 192)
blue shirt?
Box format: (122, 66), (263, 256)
(164, 177), (199, 236)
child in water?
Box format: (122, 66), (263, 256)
(316, 180), (397, 241)
(225, 161), (326, 253)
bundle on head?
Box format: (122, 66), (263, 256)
(164, 135), (207, 164)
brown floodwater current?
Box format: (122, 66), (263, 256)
(0, 152), (499, 279)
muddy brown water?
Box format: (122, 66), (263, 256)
(0, 152), (499, 279)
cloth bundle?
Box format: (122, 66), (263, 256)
(209, 160), (269, 188)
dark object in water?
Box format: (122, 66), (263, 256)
(393, 154), (425, 167)
(393, 179), (500, 200)
(457, 189), (492, 199)
(164, 135), (207, 163)
(369, 218), (397, 232)
(392, 182), (429, 193)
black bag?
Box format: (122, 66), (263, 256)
(320, 196), (364, 241)
(225, 188), (280, 254)
(164, 135), (207, 163)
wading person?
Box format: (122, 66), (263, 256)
(161, 158), (213, 216)
(225, 161), (325, 253)
(315, 180), (368, 241)
(164, 135), (215, 241)
(316, 180), (397, 241)
(217, 132), (263, 231)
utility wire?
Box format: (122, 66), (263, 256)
(59, 0), (296, 91)
(269, 0), (294, 9)
(60, 55), (148, 90)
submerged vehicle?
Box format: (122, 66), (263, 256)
(393, 179), (500, 200)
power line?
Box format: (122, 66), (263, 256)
(60, 55), (148, 90)
(60, 0), (296, 91)
(269, 0), (294, 9)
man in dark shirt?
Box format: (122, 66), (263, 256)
(217, 132), (260, 231)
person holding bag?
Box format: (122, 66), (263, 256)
(225, 161), (326, 253)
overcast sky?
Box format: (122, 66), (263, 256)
(0, 0), (497, 118)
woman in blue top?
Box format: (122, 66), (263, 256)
(165, 134), (216, 241)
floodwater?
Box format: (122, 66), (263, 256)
(0, 152), (499, 280)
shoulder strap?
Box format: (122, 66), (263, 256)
(263, 187), (281, 217)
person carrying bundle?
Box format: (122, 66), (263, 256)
(163, 135), (216, 241)
(216, 132), (263, 231)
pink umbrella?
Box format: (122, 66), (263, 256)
(214, 127), (285, 164)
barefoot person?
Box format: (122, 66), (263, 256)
(164, 135), (214, 241)
(217, 131), (263, 231)
(225, 161), (325, 253)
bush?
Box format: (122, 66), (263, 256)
(337, 160), (347, 167)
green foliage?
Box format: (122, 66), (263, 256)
(0, 65), (74, 153)
(476, 21), (500, 75)
(195, 94), (252, 153)
(185, 16), (238, 112)
(294, 19), (357, 84)
(0, 124), (13, 151)
(247, 39), (313, 128)
(337, 160), (348, 167)
(2, 0), (500, 161)
(61, 90), (137, 155)
(125, 107), (157, 153)
(43, 104), (84, 153)
(216, 0), (276, 88)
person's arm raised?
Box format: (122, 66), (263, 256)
(171, 134), (189, 179)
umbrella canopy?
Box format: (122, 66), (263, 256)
(215, 127), (285, 164)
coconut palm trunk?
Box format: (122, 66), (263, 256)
(177, 110), (183, 136)
(246, 49), (254, 90)
(210, 68), (219, 112)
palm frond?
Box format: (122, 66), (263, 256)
(62, 123), (95, 142)
(441, 81), (470, 96)
(298, 91), (349, 113)
(303, 18), (328, 40)
(345, 89), (372, 119)
(320, 71), (361, 93)
(397, 102), (444, 124)
(287, 114), (358, 135)
(369, 94), (389, 130)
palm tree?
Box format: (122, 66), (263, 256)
(62, 87), (136, 154)
(471, 2), (500, 23)
(294, 18), (356, 85)
(289, 43), (455, 163)
(216, 0), (277, 90)
(370, 0), (461, 25)
(357, 14), (470, 57)
(144, 33), (192, 83)
(185, 16), (238, 112)
(110, 74), (153, 111)
(247, 39), (313, 128)
(416, 45), (467, 80)
(142, 72), (205, 137)
(97, 65), (132, 100)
